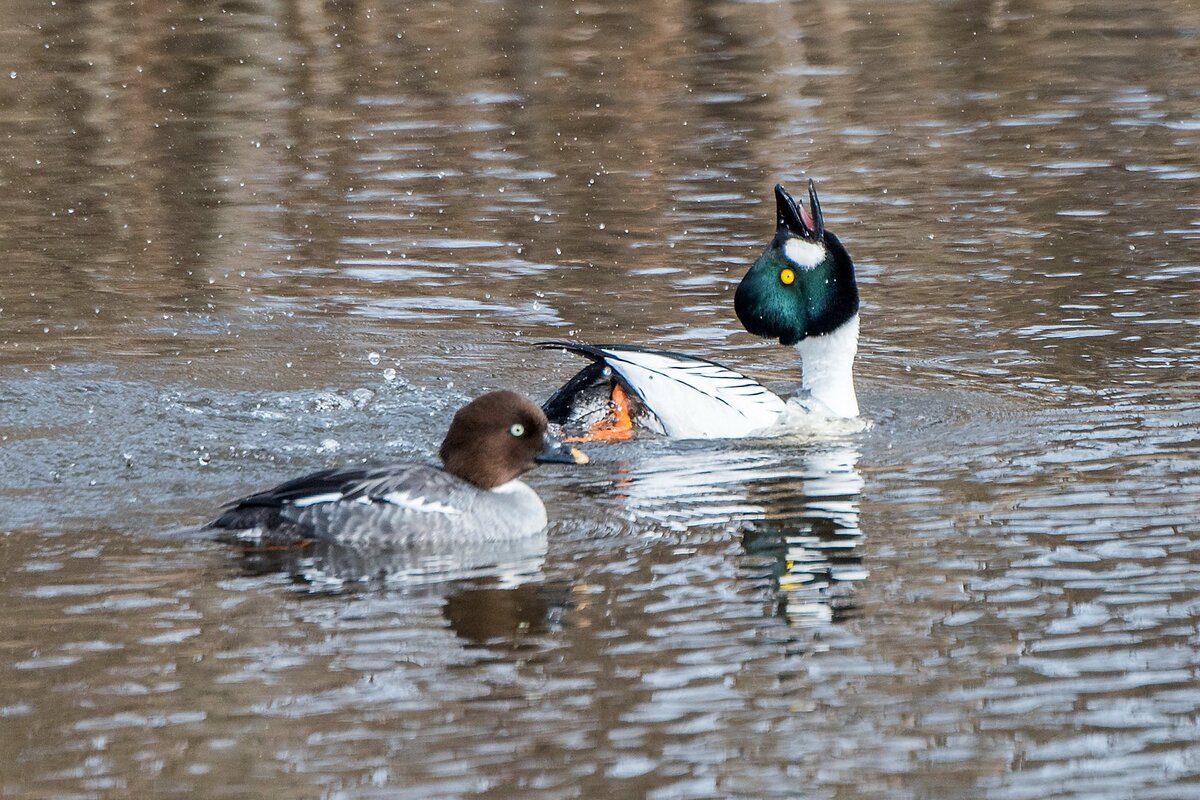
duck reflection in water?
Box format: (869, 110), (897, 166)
(442, 581), (575, 645)
(594, 439), (866, 627)
(739, 447), (866, 627)
(231, 439), (866, 634)
(234, 531), (550, 595)
(233, 528), (575, 646)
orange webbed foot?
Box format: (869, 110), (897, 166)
(564, 383), (635, 443)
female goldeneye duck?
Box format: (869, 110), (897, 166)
(207, 390), (589, 545)
(542, 180), (860, 440)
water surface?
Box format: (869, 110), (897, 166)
(2, 1), (1199, 797)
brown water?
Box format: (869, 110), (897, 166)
(2, 0), (1200, 797)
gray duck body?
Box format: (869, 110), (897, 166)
(210, 463), (547, 546)
(205, 390), (585, 547)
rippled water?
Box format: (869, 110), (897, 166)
(2, 1), (1200, 797)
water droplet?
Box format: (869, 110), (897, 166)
(198, 453), (211, 466)
(367, 351), (381, 365)
(382, 367), (397, 382)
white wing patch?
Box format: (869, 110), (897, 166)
(290, 492), (344, 508)
(379, 491), (462, 515)
(290, 489), (461, 515)
(596, 348), (786, 439)
(783, 238), (826, 270)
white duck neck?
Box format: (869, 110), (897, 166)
(795, 314), (859, 418)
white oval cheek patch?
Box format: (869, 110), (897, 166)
(783, 237), (826, 270)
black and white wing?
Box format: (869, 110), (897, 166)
(219, 463), (464, 509)
(209, 463), (479, 540)
(541, 342), (785, 439)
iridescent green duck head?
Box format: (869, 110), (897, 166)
(734, 181), (859, 346)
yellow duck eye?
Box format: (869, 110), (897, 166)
(509, 423), (525, 437)
(780, 268), (796, 285)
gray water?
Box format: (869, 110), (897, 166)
(2, 1), (1200, 797)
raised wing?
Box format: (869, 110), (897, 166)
(541, 341), (785, 439)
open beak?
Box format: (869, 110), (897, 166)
(806, 178), (824, 242)
(774, 181), (824, 243)
(536, 436), (589, 465)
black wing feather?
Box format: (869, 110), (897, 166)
(538, 340), (762, 408)
(537, 340), (740, 372)
(541, 360), (608, 422)
(225, 465), (378, 510)
(217, 463), (460, 514)
(207, 463), (469, 539)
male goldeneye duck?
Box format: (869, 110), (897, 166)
(543, 180), (860, 440)
(207, 390), (589, 545)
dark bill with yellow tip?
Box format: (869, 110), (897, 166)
(537, 437), (589, 465)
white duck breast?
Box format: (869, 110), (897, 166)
(794, 314), (860, 417)
(546, 343), (787, 439)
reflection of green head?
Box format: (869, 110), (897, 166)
(735, 182), (859, 346)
